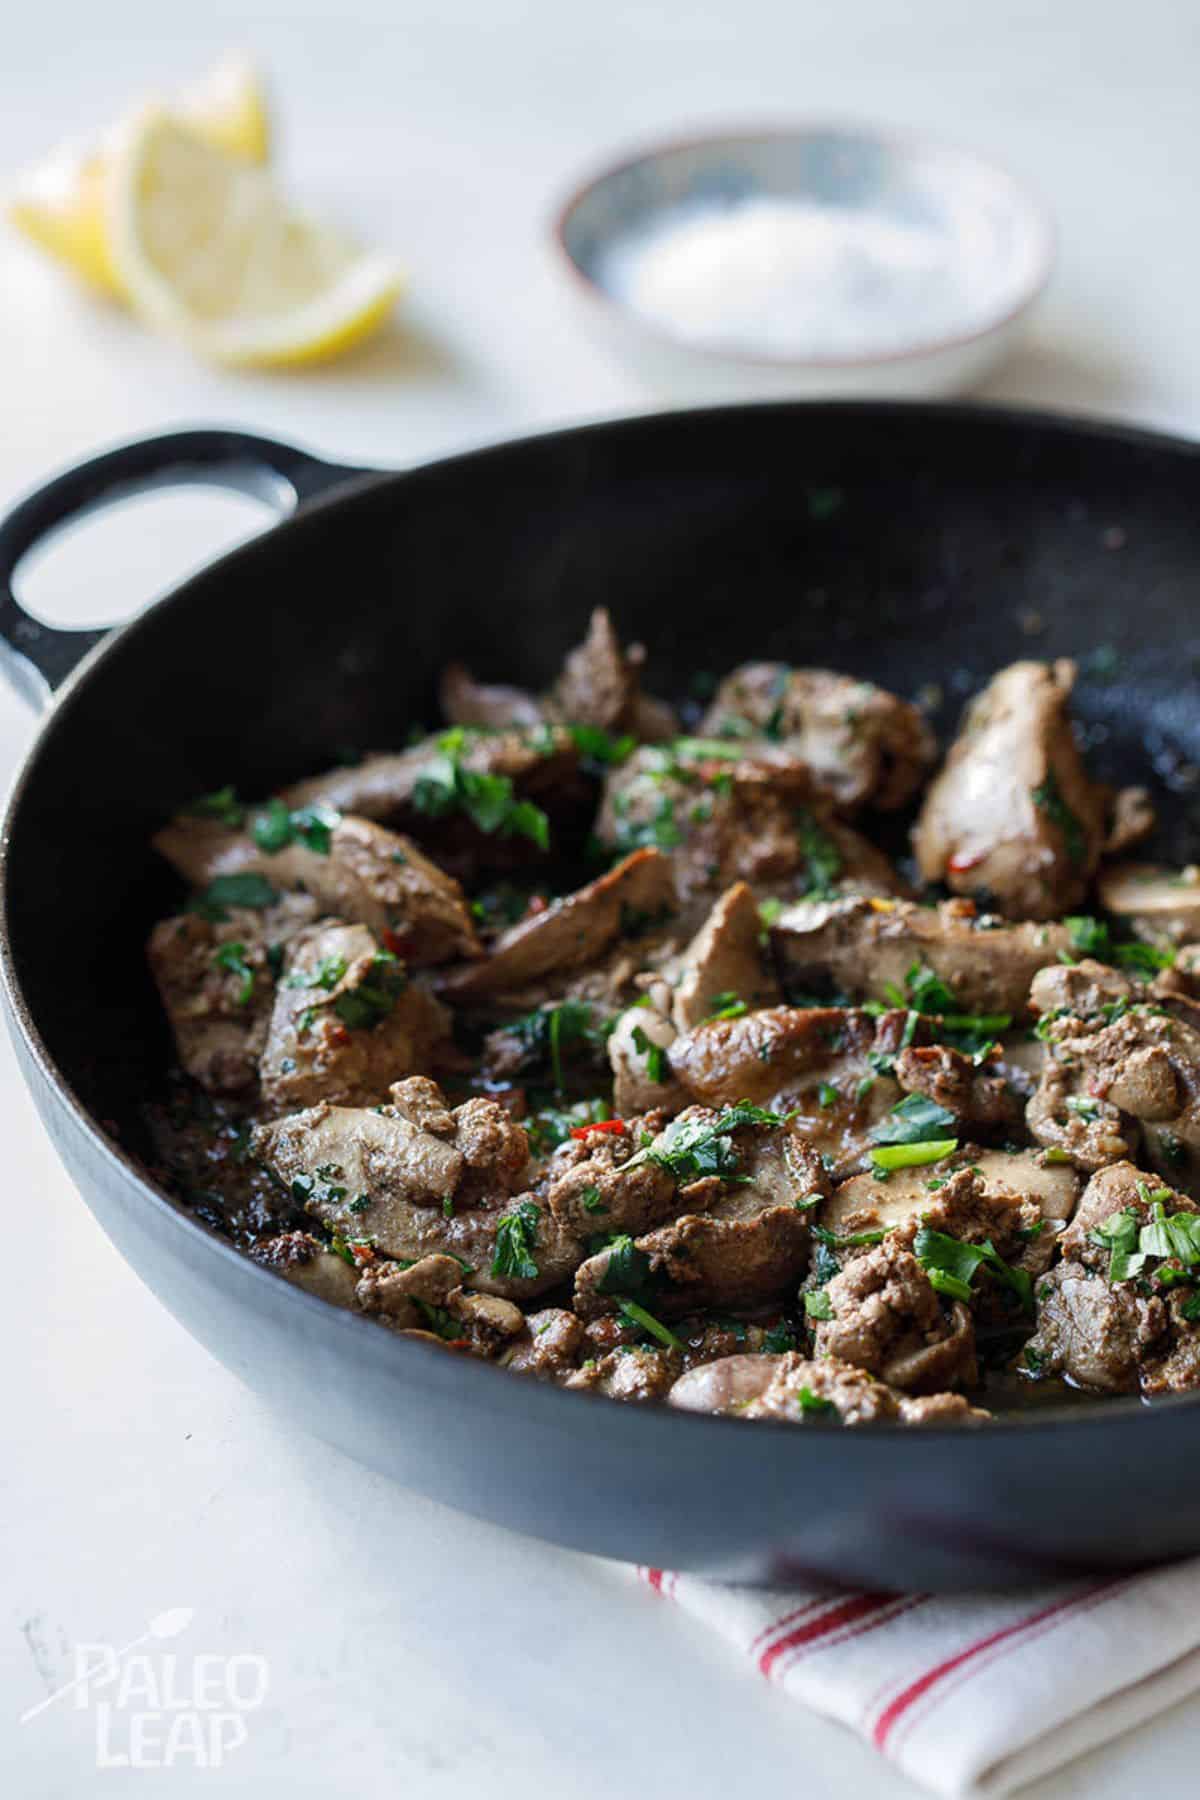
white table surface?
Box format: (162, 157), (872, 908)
(3, 2), (1199, 1792)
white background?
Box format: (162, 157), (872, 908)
(2, 2), (1199, 1792)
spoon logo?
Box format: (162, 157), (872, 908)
(20, 1608), (268, 1768)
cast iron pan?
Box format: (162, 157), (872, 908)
(3, 402), (1200, 1593)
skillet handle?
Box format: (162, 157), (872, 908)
(0, 428), (365, 710)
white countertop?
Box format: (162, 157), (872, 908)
(3, 2), (1199, 1792)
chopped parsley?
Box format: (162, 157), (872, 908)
(1113, 941), (1176, 975)
(796, 808), (842, 897)
(212, 941), (255, 1005)
(569, 723), (636, 771)
(188, 872), (278, 920)
(286, 953), (348, 992)
(595, 1234), (657, 1303)
(707, 990), (748, 1020)
(580, 1184), (607, 1214)
(333, 952), (405, 1030)
(608, 789), (682, 855)
(292, 1166), (350, 1213)
(869, 1092), (957, 1146)
(913, 1227), (1034, 1313)
(818, 1081), (839, 1109)
(804, 1289), (833, 1321)
(491, 1199), (541, 1280)
(1065, 1095), (1100, 1121)
(413, 731), (549, 849)
(763, 1320), (799, 1352)
(795, 1386), (838, 1417)
(1065, 915), (1111, 958)
(1091, 1192), (1200, 1287)
(628, 1102), (793, 1184)
(252, 797), (340, 856)
(1031, 768), (1087, 867)
(631, 1024), (667, 1085)
(185, 785), (244, 829)
(884, 960), (953, 1014)
(507, 1000), (608, 1090)
(413, 1299), (466, 1342)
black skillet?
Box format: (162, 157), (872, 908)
(4, 401), (1200, 1593)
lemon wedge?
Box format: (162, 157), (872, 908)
(176, 50), (271, 164)
(106, 111), (404, 365)
(7, 53), (270, 297)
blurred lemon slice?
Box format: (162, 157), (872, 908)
(107, 111), (404, 366)
(177, 51), (271, 163)
(8, 52), (270, 296)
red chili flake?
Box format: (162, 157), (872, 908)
(349, 1243), (375, 1267)
(382, 928), (412, 956)
(948, 850), (986, 874)
(329, 1025), (351, 1046)
(570, 1117), (626, 1139)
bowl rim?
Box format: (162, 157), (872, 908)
(549, 118), (1057, 372)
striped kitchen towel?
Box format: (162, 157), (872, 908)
(635, 1561), (1200, 1795)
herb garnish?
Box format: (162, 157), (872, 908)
(413, 730), (549, 849)
(507, 1000), (608, 1091)
(333, 952), (405, 1030)
(188, 873), (279, 920)
(491, 1199), (541, 1280)
(286, 954), (349, 992)
(608, 789), (682, 855)
(1061, 915), (1174, 974)
(912, 1227), (1034, 1313)
(212, 941), (255, 1005)
(185, 785), (244, 828)
(1090, 1193), (1200, 1284)
(569, 723), (636, 771)
(631, 1024), (667, 1085)
(627, 1102), (793, 1184)
(1031, 768), (1087, 867)
(595, 1234), (658, 1303)
(869, 1092), (957, 1147)
(804, 1289), (834, 1321)
(796, 808), (842, 897)
(252, 797), (340, 856)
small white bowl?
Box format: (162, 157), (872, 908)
(552, 124), (1055, 402)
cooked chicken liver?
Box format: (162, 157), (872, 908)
(142, 636), (1200, 1427)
